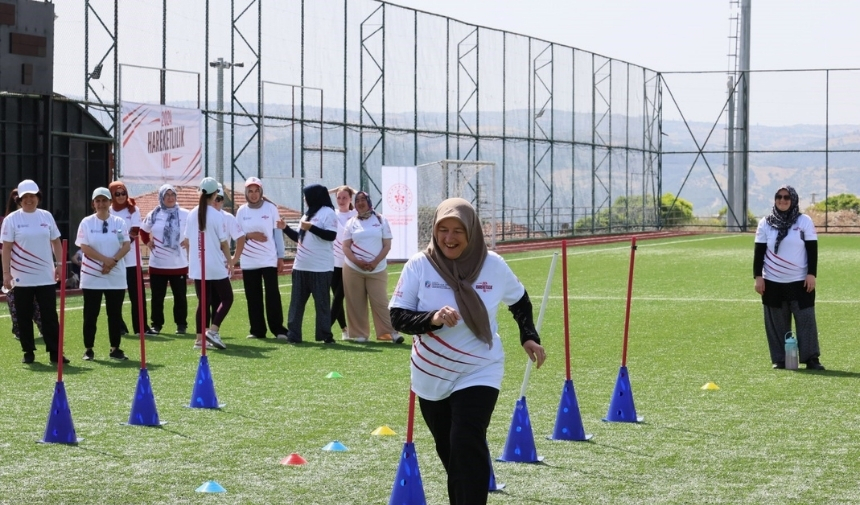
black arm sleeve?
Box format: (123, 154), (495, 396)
(507, 290), (541, 345)
(805, 239), (818, 277)
(308, 225), (336, 242)
(753, 242), (767, 278)
(390, 307), (443, 335)
(282, 226), (299, 243)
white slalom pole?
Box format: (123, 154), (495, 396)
(519, 252), (558, 398)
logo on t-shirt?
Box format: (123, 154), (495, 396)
(475, 281), (493, 292)
(425, 280), (450, 290)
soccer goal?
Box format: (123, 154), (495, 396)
(415, 160), (497, 251)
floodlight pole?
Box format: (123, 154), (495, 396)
(209, 58), (243, 183)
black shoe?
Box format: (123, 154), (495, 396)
(772, 362), (785, 369)
(22, 351), (35, 364)
(287, 337), (302, 345)
(176, 326), (187, 334)
(83, 349), (94, 361)
(322, 338), (336, 345)
(109, 349), (129, 361)
(145, 327), (160, 336)
(49, 352), (70, 364)
(393, 335), (405, 344)
(806, 358), (825, 371)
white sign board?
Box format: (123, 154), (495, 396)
(120, 101), (203, 185)
(381, 166), (418, 261)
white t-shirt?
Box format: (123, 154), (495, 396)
(236, 202), (281, 270)
(334, 209), (358, 268)
(292, 207), (337, 273)
(109, 206), (142, 266)
(222, 210), (244, 241)
(0, 209), (61, 287)
(755, 213), (817, 283)
(343, 214), (393, 274)
(185, 205), (230, 281)
(141, 206), (189, 270)
(389, 252), (525, 401)
(75, 214), (129, 290)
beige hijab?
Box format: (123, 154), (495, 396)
(424, 198), (492, 347)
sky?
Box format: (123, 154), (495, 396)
(388, 0), (860, 73)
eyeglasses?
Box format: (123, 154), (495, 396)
(102, 220), (108, 234)
(774, 194), (792, 201)
(114, 192), (127, 197)
(215, 196), (224, 202)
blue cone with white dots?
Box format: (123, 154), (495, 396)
(497, 396), (542, 463)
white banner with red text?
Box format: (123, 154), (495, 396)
(381, 166), (418, 261)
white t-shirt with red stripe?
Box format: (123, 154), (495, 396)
(343, 214), (393, 274)
(292, 207), (337, 273)
(235, 202), (281, 270)
(334, 209), (357, 268)
(75, 214), (129, 290)
(141, 206), (189, 270)
(755, 213), (817, 283)
(109, 206), (142, 266)
(0, 209), (61, 287)
(185, 205), (230, 281)
(389, 251), (525, 401)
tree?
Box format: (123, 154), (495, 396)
(810, 193), (860, 213)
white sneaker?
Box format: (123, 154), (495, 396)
(275, 333), (291, 341)
(193, 341), (216, 350)
(205, 330), (227, 349)
(353, 336), (368, 343)
(247, 334), (266, 339)
(341, 327), (351, 340)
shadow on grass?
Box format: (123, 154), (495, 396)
(121, 334), (175, 343)
(215, 342), (280, 359)
(801, 368), (860, 378)
(21, 362), (95, 376)
(100, 360), (165, 372)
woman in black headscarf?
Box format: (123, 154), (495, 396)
(753, 185), (824, 370)
(282, 184), (338, 344)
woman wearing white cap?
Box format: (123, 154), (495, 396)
(184, 177), (234, 350)
(233, 177), (289, 339)
(0, 180), (66, 364)
(76, 188), (131, 361)
(140, 184), (190, 335)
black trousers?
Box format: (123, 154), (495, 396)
(149, 273), (188, 329)
(330, 266), (347, 330)
(242, 266), (287, 337)
(286, 269), (332, 342)
(193, 278), (233, 334)
(14, 284), (59, 354)
(82, 288), (126, 349)
(122, 266), (149, 333)
(418, 386), (500, 505)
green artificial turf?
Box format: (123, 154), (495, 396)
(0, 233), (858, 504)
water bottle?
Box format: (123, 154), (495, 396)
(784, 332), (799, 370)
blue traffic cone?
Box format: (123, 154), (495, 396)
(195, 480), (226, 493)
(189, 355), (221, 409)
(389, 442), (426, 505)
(603, 366), (643, 423)
(550, 379), (592, 440)
(128, 368), (162, 426)
(497, 397), (542, 463)
(42, 381), (79, 444)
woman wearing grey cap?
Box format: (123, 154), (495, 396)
(76, 187), (132, 361)
(0, 180), (66, 364)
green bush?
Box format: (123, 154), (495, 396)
(810, 193), (860, 213)
(572, 192), (694, 232)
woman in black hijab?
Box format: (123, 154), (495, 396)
(753, 185), (824, 370)
(282, 184), (338, 344)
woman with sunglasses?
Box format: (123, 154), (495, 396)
(109, 181), (157, 337)
(140, 184), (190, 335)
(1, 180), (66, 364)
(753, 185), (824, 370)
(77, 188), (131, 361)
(2, 188), (44, 342)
